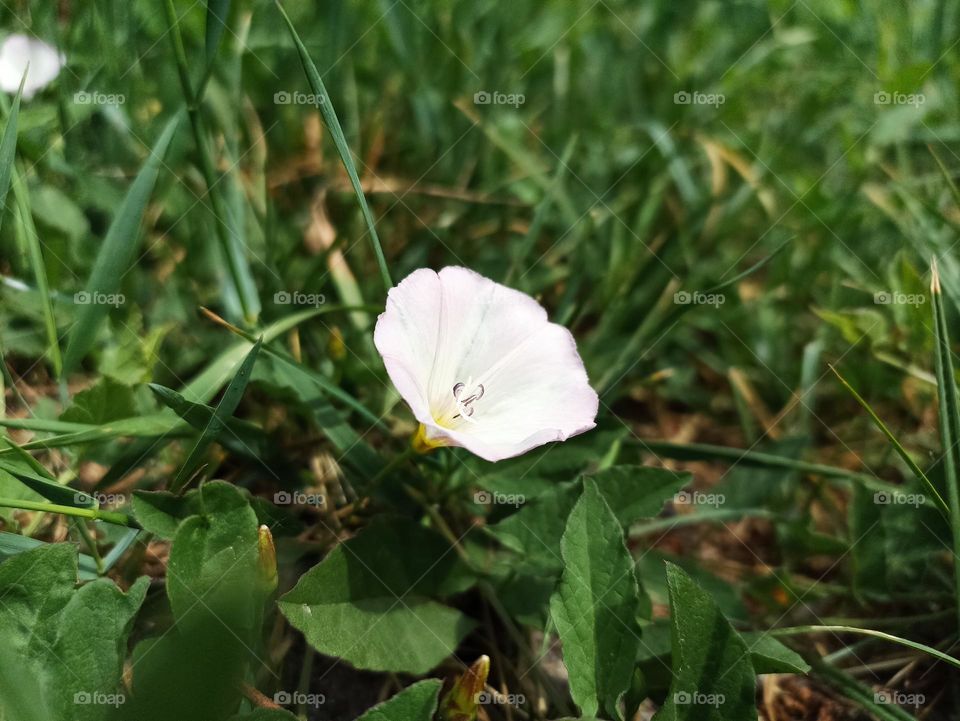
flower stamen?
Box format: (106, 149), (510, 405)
(452, 381), (485, 422)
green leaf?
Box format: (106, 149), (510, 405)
(166, 481), (260, 625)
(739, 632), (810, 674)
(62, 113), (180, 374)
(279, 517), (475, 674)
(60, 377), (137, 425)
(356, 679), (442, 721)
(0, 532), (98, 579)
(653, 564), (756, 721)
(490, 467), (684, 573)
(275, 0), (392, 293)
(488, 480), (579, 573)
(132, 489), (193, 539)
(0, 544), (147, 721)
(170, 338), (261, 492)
(549, 478), (641, 718)
(127, 481), (263, 721)
(586, 465), (691, 527)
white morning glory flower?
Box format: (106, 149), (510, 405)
(374, 266), (599, 462)
(0, 34), (65, 100)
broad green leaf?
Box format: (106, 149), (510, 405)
(132, 489), (193, 539)
(127, 481), (263, 721)
(550, 478), (641, 718)
(488, 480), (579, 573)
(0, 532), (98, 579)
(170, 338), (261, 492)
(738, 632), (810, 674)
(279, 517), (475, 674)
(653, 564), (756, 721)
(356, 679), (442, 721)
(586, 465), (691, 527)
(62, 113), (180, 374)
(0, 544), (147, 721)
(275, 0), (392, 292)
(60, 377), (137, 425)
(490, 467), (684, 573)
(166, 481), (260, 624)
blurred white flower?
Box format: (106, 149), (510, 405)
(0, 34), (65, 99)
(375, 267), (598, 462)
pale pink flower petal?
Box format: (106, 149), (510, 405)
(375, 266), (599, 462)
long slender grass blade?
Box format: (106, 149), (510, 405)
(829, 364), (948, 514)
(275, 0), (393, 293)
(169, 338), (262, 493)
(930, 259), (960, 630)
(62, 114), (181, 375)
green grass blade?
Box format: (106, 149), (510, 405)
(275, 0), (393, 294)
(0, 454), (94, 508)
(774, 625), (960, 670)
(205, 0), (231, 66)
(829, 364), (948, 514)
(0, 71), (25, 235)
(170, 338), (262, 493)
(506, 135), (577, 286)
(599, 243), (789, 394)
(633, 438), (898, 494)
(11, 167), (61, 377)
(163, 0), (261, 323)
(62, 114), (181, 375)
(930, 259), (960, 630)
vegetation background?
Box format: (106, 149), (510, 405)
(0, 0), (958, 720)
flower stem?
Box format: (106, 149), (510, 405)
(0, 497), (140, 528)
